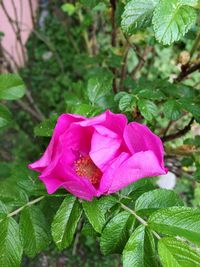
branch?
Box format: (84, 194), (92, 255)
(161, 117), (194, 142)
(175, 61), (200, 82)
(119, 44), (129, 91)
(110, 0), (117, 93)
(120, 203), (161, 240)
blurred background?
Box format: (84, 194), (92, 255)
(0, 0), (200, 266)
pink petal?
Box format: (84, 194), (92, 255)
(124, 122), (165, 168)
(89, 126), (122, 171)
(104, 150), (167, 194)
(28, 114), (84, 172)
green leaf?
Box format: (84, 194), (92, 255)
(163, 100), (182, 120)
(123, 225), (157, 267)
(118, 94), (136, 112)
(51, 195), (82, 250)
(149, 207), (200, 246)
(72, 104), (102, 117)
(138, 99), (157, 121)
(0, 218), (23, 267)
(20, 206), (51, 257)
(0, 104), (12, 128)
(87, 69), (113, 105)
(121, 0), (159, 34)
(158, 237), (200, 267)
(121, 179), (155, 201)
(61, 3), (76, 16)
(82, 198), (106, 233)
(0, 74), (25, 100)
(34, 115), (58, 137)
(153, 0), (197, 45)
(135, 189), (184, 215)
(100, 211), (135, 255)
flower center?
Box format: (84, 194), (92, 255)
(75, 155), (102, 185)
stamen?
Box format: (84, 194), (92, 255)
(75, 155), (102, 185)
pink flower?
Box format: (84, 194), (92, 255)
(29, 110), (167, 201)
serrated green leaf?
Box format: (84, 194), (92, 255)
(100, 211), (135, 255)
(163, 100), (182, 120)
(83, 198), (106, 233)
(149, 207), (200, 246)
(0, 104), (12, 128)
(0, 74), (25, 100)
(121, 179), (155, 202)
(138, 99), (157, 121)
(158, 237), (200, 267)
(34, 115), (58, 137)
(0, 218), (23, 267)
(153, 0), (197, 45)
(87, 69), (113, 105)
(119, 94), (135, 112)
(20, 206), (51, 257)
(123, 225), (157, 267)
(135, 189), (184, 215)
(51, 195), (82, 250)
(121, 0), (159, 34)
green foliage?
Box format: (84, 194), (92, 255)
(135, 189), (184, 215)
(123, 225), (156, 267)
(121, 0), (159, 33)
(0, 104), (12, 128)
(51, 195), (82, 250)
(0, 218), (23, 267)
(149, 207), (200, 246)
(0, 74), (25, 100)
(100, 211), (135, 255)
(158, 237), (200, 267)
(20, 206), (51, 257)
(153, 0), (197, 45)
(0, 0), (200, 266)
(122, 0), (198, 45)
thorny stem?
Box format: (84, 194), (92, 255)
(120, 203), (161, 240)
(7, 196), (45, 218)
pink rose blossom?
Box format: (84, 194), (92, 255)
(28, 110), (167, 201)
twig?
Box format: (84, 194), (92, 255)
(110, 0), (117, 93)
(28, 0), (36, 28)
(119, 44), (129, 91)
(161, 117), (194, 142)
(132, 46), (152, 79)
(7, 196), (45, 218)
(121, 203), (161, 240)
(190, 30), (200, 59)
(175, 61), (200, 82)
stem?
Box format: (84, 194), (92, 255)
(110, 0), (117, 93)
(161, 117), (194, 142)
(190, 31), (200, 59)
(7, 196), (45, 218)
(121, 203), (161, 239)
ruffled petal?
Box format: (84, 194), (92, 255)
(28, 114), (84, 172)
(124, 122), (165, 168)
(89, 126), (122, 171)
(104, 150), (167, 194)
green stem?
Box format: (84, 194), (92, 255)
(190, 31), (200, 58)
(7, 196), (45, 218)
(120, 203), (161, 240)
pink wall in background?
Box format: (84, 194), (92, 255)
(0, 0), (38, 70)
